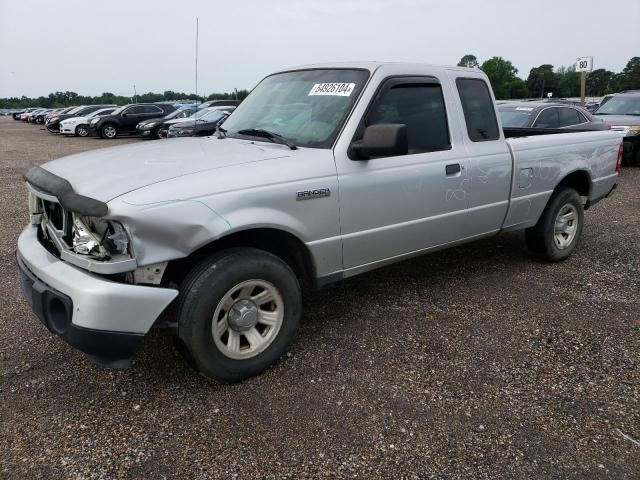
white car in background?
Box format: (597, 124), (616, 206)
(59, 107), (117, 137)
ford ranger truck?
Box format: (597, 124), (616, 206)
(17, 62), (622, 382)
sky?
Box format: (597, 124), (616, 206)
(0, 0), (638, 98)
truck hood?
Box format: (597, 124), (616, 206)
(41, 138), (292, 203)
(594, 114), (640, 126)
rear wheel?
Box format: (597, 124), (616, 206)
(175, 248), (302, 382)
(101, 123), (117, 139)
(525, 188), (584, 261)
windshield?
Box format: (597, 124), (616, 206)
(87, 108), (113, 119)
(67, 106), (85, 114)
(199, 109), (226, 123)
(498, 107), (534, 127)
(110, 105), (127, 115)
(165, 108), (195, 120)
(595, 95), (640, 115)
(222, 68), (370, 148)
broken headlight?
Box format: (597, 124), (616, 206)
(71, 214), (130, 259)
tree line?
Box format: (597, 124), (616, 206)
(0, 89), (250, 109)
(458, 55), (639, 100)
(1, 56), (639, 108)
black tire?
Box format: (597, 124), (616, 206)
(46, 124), (59, 133)
(176, 247), (302, 382)
(100, 123), (118, 139)
(76, 125), (89, 137)
(154, 127), (163, 139)
(525, 188), (584, 262)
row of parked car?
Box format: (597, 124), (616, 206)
(12, 100), (240, 140)
(9, 90), (640, 164)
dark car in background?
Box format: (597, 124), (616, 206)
(46, 105), (116, 133)
(595, 90), (640, 165)
(89, 103), (176, 139)
(167, 106), (235, 138)
(498, 102), (608, 131)
(136, 106), (198, 139)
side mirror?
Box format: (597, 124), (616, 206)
(122, 113), (128, 117)
(352, 124), (408, 160)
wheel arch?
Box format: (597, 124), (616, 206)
(554, 169), (591, 198)
(164, 227), (318, 289)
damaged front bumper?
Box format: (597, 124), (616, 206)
(17, 225), (178, 361)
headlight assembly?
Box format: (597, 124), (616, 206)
(71, 215), (130, 259)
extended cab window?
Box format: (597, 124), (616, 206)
(368, 83), (450, 153)
(456, 78), (500, 141)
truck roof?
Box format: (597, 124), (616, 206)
(275, 61), (481, 76)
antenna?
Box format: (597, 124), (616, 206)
(195, 17), (199, 115)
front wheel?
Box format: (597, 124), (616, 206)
(101, 123), (117, 139)
(525, 188), (584, 261)
(76, 124), (89, 137)
(176, 248), (302, 382)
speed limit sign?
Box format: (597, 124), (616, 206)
(576, 57), (593, 72)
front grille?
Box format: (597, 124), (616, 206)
(43, 200), (65, 230)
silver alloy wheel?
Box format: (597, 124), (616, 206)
(211, 279), (284, 360)
(103, 125), (117, 138)
(76, 125), (88, 137)
(554, 203), (579, 249)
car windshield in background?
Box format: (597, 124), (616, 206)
(222, 69), (370, 148)
(192, 108), (215, 120)
(498, 108), (534, 127)
(199, 110), (226, 123)
(165, 108), (195, 120)
(110, 106), (126, 115)
(596, 96), (640, 115)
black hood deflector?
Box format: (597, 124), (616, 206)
(24, 165), (108, 217)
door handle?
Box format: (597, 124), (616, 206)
(445, 163), (461, 176)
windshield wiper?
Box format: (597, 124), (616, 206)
(216, 125), (227, 139)
(237, 128), (297, 150)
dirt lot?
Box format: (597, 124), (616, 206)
(0, 116), (638, 479)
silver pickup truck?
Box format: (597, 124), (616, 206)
(17, 62), (621, 382)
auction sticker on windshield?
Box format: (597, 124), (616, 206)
(308, 83), (356, 96)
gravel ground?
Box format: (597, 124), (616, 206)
(0, 117), (638, 479)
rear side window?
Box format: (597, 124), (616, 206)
(558, 108), (583, 127)
(141, 105), (163, 114)
(367, 83), (450, 153)
(533, 108), (560, 128)
(456, 78), (500, 141)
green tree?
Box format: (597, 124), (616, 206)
(556, 65), (580, 97)
(526, 64), (557, 98)
(586, 69), (614, 96)
(480, 57), (519, 99)
(619, 56), (640, 90)
(507, 77), (528, 99)
(457, 54), (479, 68)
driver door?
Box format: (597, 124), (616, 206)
(334, 76), (470, 271)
